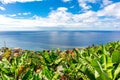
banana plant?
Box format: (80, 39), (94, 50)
(0, 41), (120, 80)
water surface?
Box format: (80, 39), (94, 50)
(0, 31), (120, 50)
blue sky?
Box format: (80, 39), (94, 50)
(0, 0), (120, 31)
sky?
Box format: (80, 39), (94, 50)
(0, 0), (120, 31)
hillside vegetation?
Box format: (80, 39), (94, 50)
(0, 41), (120, 80)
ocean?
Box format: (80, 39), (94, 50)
(0, 31), (120, 50)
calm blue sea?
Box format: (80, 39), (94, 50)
(0, 31), (120, 50)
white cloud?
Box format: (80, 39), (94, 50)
(78, 0), (96, 11)
(18, 12), (31, 16)
(0, 6), (6, 11)
(0, 15), (40, 31)
(102, 0), (113, 6)
(0, 0), (42, 4)
(97, 2), (120, 18)
(4, 12), (31, 17)
(62, 0), (71, 2)
(48, 7), (72, 23)
(0, 2), (120, 31)
(57, 7), (68, 11)
(70, 6), (74, 8)
(7, 14), (17, 17)
(77, 0), (113, 11)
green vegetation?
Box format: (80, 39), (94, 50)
(0, 41), (120, 80)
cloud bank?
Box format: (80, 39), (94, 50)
(0, 0), (120, 31)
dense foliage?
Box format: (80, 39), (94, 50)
(0, 41), (120, 80)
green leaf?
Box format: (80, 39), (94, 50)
(112, 51), (120, 64)
(85, 68), (96, 80)
(33, 74), (38, 80)
(100, 54), (113, 79)
(96, 72), (111, 80)
(91, 59), (112, 80)
(38, 71), (43, 79)
(52, 73), (59, 80)
(22, 69), (32, 80)
(1, 72), (13, 80)
(54, 58), (63, 65)
(102, 45), (107, 54)
(91, 59), (103, 74)
(113, 64), (120, 80)
(44, 52), (51, 63)
(42, 66), (53, 79)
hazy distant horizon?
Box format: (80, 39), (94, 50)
(0, 26), (120, 31)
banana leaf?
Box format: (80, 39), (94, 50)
(112, 50), (120, 64)
(91, 59), (112, 80)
